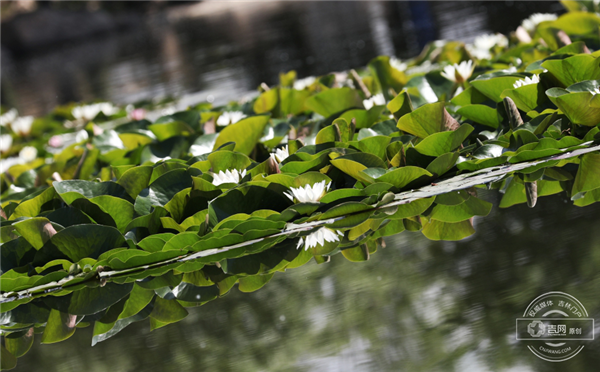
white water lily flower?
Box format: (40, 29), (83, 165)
(466, 45), (491, 60)
(0, 134), (12, 154)
(515, 26), (533, 43)
(11, 116), (34, 137)
(72, 104), (101, 121)
(513, 74), (540, 89)
(473, 33), (508, 50)
(363, 93), (386, 110)
(97, 102), (119, 116)
(0, 108), (18, 127)
(212, 169), (247, 186)
(296, 227), (344, 250)
(467, 33), (508, 60)
(284, 180), (331, 203)
(216, 111), (246, 126)
(75, 129), (89, 143)
(390, 57), (407, 72)
(293, 76), (316, 90)
(441, 60), (474, 84)
(522, 13), (557, 32)
(270, 145), (289, 163)
(19, 146), (37, 163)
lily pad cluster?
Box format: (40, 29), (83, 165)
(2, 3), (600, 370)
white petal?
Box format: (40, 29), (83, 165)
(18, 146), (37, 163)
(75, 130), (89, 143)
(0, 108), (18, 127)
(0, 134), (13, 153)
(294, 76), (316, 90)
(11, 116), (34, 136)
(441, 66), (456, 82)
(315, 229), (325, 247)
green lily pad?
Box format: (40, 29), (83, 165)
(456, 105), (500, 129)
(13, 217), (57, 250)
(499, 178), (564, 208)
(375, 166), (433, 189)
(9, 187), (57, 220)
(429, 196), (492, 222)
(397, 102), (457, 138)
(42, 282), (133, 316)
(572, 153), (600, 196)
(542, 55), (600, 87)
(421, 219), (475, 241)
(304, 88), (362, 117)
(238, 273), (275, 292)
(501, 83), (546, 113)
(470, 75), (523, 103)
(280, 88), (310, 116)
(148, 121), (194, 141)
(213, 115), (270, 155)
(253, 88), (279, 114)
(426, 152), (460, 177)
(414, 124), (473, 157)
(208, 151), (252, 173)
(546, 87), (600, 126)
(209, 185), (292, 224)
(387, 197), (434, 219)
(148, 297), (188, 330)
(42, 224), (126, 262)
(355, 135), (391, 161)
(41, 310), (78, 344)
(368, 56), (407, 100)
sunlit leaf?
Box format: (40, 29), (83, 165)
(213, 115), (270, 155)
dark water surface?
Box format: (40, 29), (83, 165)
(13, 192), (600, 371)
(5, 1), (599, 371)
(2, 1), (563, 116)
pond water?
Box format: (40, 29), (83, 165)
(2, 1), (563, 116)
(11, 192), (600, 371)
(4, 1), (599, 371)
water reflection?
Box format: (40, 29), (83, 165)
(1, 1), (562, 116)
(13, 193), (600, 371)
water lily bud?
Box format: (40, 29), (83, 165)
(525, 181), (538, 208)
(515, 26), (532, 43)
(48, 135), (63, 148)
(503, 97), (523, 129)
(130, 108), (146, 121)
(266, 155), (280, 174)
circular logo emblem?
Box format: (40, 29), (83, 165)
(516, 291), (595, 362)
